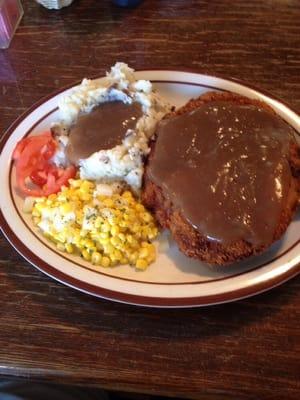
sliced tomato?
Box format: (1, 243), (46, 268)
(13, 132), (53, 162)
(30, 170), (49, 187)
(43, 166), (76, 196)
(30, 163), (61, 187)
(13, 132), (77, 197)
(16, 172), (46, 197)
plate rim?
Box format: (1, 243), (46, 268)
(1, 210), (299, 308)
(0, 69), (299, 308)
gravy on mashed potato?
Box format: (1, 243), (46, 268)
(66, 101), (142, 164)
(51, 62), (171, 192)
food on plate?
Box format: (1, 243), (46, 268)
(32, 179), (158, 270)
(13, 131), (76, 197)
(142, 91), (300, 265)
(52, 62), (171, 193)
(13, 63), (300, 270)
(12, 62), (169, 270)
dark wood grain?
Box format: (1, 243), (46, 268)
(0, 0), (300, 399)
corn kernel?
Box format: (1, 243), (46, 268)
(101, 256), (111, 268)
(80, 180), (93, 192)
(33, 216), (40, 225)
(102, 222), (111, 233)
(110, 250), (122, 262)
(57, 194), (67, 202)
(122, 191), (132, 199)
(136, 258), (148, 270)
(128, 251), (138, 262)
(80, 229), (88, 237)
(139, 247), (149, 259)
(56, 234), (66, 243)
(59, 203), (72, 214)
(80, 193), (91, 202)
(95, 217), (103, 228)
(103, 243), (114, 254)
(146, 254), (155, 264)
(111, 225), (120, 236)
(91, 252), (102, 265)
(82, 249), (91, 261)
(110, 236), (121, 248)
(70, 179), (81, 187)
(135, 203), (145, 212)
(84, 239), (94, 248)
(96, 242), (103, 251)
(118, 233), (126, 242)
(65, 243), (74, 254)
(103, 198), (114, 208)
(56, 243), (65, 252)
(142, 212), (152, 222)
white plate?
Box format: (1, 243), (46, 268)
(0, 70), (299, 307)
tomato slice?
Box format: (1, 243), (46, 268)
(13, 132), (53, 162)
(30, 170), (49, 187)
(13, 132), (77, 197)
(43, 166), (77, 196)
(16, 172), (46, 197)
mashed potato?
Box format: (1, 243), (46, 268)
(52, 63), (170, 192)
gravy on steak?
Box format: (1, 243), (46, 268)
(148, 101), (295, 246)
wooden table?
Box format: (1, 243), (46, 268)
(1, 0), (299, 398)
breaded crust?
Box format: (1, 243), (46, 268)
(142, 92), (300, 265)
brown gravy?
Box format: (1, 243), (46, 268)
(66, 101), (142, 164)
(148, 101), (295, 245)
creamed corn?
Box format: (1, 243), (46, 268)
(31, 179), (158, 269)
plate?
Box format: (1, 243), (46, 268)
(0, 70), (300, 307)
